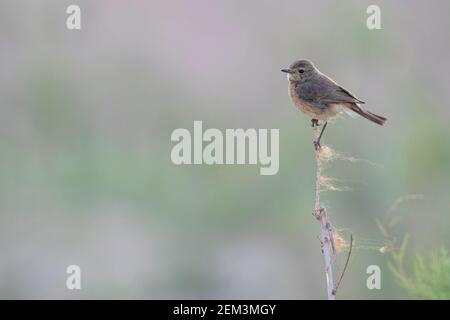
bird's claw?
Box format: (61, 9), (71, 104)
(314, 140), (321, 150)
(311, 119), (319, 127)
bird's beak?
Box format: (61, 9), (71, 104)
(281, 68), (293, 74)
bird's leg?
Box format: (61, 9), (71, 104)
(311, 119), (319, 127)
(314, 121), (328, 150)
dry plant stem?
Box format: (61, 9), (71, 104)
(334, 234), (353, 295)
(313, 134), (336, 300)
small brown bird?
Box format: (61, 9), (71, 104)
(282, 60), (387, 148)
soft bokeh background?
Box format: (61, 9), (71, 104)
(1, 0), (449, 299)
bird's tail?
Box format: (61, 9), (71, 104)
(349, 105), (387, 126)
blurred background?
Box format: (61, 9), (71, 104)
(1, 0), (449, 299)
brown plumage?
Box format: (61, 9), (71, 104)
(282, 60), (387, 126)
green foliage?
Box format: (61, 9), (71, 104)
(389, 243), (450, 299)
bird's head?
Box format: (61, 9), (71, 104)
(281, 59), (317, 82)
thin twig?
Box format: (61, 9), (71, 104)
(333, 234), (353, 295)
(313, 127), (336, 300)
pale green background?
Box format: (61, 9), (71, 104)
(0, 0), (449, 299)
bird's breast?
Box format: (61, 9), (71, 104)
(288, 81), (340, 121)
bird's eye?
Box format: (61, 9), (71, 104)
(299, 69), (305, 74)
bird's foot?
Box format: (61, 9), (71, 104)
(311, 119), (319, 127)
(313, 140), (321, 150)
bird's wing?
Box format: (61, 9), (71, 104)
(296, 78), (365, 108)
(320, 80), (365, 104)
(321, 85), (365, 104)
(295, 78), (364, 108)
(308, 75), (365, 104)
(295, 81), (323, 103)
(335, 85), (365, 103)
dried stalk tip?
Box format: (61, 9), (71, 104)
(319, 145), (336, 162)
(319, 176), (351, 192)
(333, 230), (349, 254)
